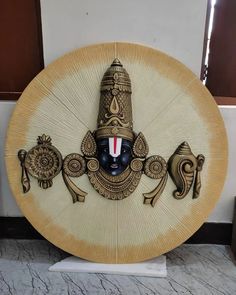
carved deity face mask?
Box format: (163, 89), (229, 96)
(97, 137), (133, 176)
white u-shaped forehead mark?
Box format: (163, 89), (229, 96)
(109, 137), (122, 157)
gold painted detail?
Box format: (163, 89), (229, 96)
(96, 126), (134, 141)
(62, 172), (87, 203)
(18, 149), (30, 193)
(18, 135), (88, 203)
(81, 131), (97, 157)
(63, 153), (86, 177)
(62, 153), (87, 202)
(109, 96), (120, 114)
(143, 173), (168, 207)
(87, 158), (99, 172)
(25, 146), (61, 180)
(96, 59), (133, 140)
(37, 134), (52, 145)
(133, 133), (149, 158)
(143, 155), (168, 206)
(130, 158), (143, 172)
(168, 142), (205, 199)
(20, 135), (63, 190)
(144, 155), (167, 179)
(193, 154), (205, 199)
(88, 168), (142, 200)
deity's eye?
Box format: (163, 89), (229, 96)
(102, 147), (109, 153)
(121, 147), (127, 153)
(121, 145), (131, 154)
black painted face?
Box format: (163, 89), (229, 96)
(97, 138), (133, 176)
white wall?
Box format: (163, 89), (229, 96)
(208, 107), (236, 222)
(0, 102), (22, 216)
(40, 0), (208, 76)
(1, 102), (235, 222)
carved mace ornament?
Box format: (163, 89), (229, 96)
(18, 59), (205, 207)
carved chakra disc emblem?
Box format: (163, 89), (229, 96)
(18, 134), (62, 190)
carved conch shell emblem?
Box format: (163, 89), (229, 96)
(168, 142), (205, 199)
(18, 59), (205, 207)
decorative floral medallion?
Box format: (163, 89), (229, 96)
(87, 158), (99, 172)
(130, 158), (143, 172)
(144, 155), (167, 179)
(63, 153), (86, 177)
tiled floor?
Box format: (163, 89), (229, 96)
(0, 239), (236, 295)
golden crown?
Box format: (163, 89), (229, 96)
(96, 58), (134, 141)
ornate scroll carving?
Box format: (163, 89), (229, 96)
(143, 155), (168, 206)
(87, 158), (99, 172)
(62, 172), (87, 203)
(168, 142), (205, 200)
(62, 153), (87, 203)
(193, 154), (205, 199)
(81, 131), (97, 157)
(143, 173), (168, 207)
(18, 149), (30, 193)
(133, 132), (149, 158)
(130, 158), (143, 172)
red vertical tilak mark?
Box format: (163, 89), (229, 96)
(114, 136), (117, 154)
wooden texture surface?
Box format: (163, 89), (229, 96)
(206, 0), (236, 97)
(0, 0), (44, 100)
(214, 96), (236, 105)
(5, 43), (228, 263)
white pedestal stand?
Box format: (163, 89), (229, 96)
(49, 255), (167, 277)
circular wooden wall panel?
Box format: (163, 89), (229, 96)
(5, 43), (227, 263)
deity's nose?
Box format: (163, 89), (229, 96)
(111, 156), (117, 163)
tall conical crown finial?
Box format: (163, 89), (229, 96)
(96, 59), (134, 141)
(111, 58), (122, 67)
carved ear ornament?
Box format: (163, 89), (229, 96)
(18, 59), (205, 207)
(133, 132), (149, 158)
(81, 131), (97, 157)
